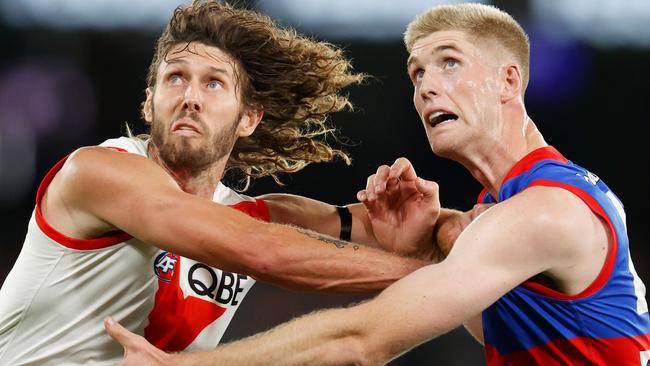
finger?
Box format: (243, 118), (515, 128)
(385, 177), (400, 192)
(356, 189), (367, 202)
(389, 157), (417, 182)
(415, 177), (439, 200)
(373, 165), (390, 194)
(104, 316), (136, 348)
(357, 189), (379, 215)
(366, 174), (377, 201)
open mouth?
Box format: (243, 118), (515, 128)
(428, 111), (458, 127)
(174, 125), (199, 133)
(172, 117), (202, 135)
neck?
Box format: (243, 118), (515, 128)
(460, 116), (547, 198)
(147, 143), (227, 199)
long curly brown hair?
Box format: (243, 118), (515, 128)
(143, 0), (365, 189)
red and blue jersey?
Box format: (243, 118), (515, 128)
(477, 146), (650, 365)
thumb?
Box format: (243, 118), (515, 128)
(104, 316), (134, 348)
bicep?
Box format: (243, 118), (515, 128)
(61, 147), (182, 234)
(60, 148), (264, 271)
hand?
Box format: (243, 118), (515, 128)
(357, 158), (440, 259)
(104, 317), (173, 366)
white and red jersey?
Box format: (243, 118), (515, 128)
(0, 137), (268, 364)
(99, 137), (270, 352)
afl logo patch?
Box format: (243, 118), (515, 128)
(154, 251), (179, 283)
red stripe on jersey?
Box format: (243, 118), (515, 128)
(144, 253), (228, 352)
(231, 199), (270, 222)
(477, 188), (489, 204)
(103, 147), (128, 153)
(145, 199), (270, 351)
(521, 179), (617, 300)
(476, 147), (567, 205)
(501, 147), (568, 187)
(35, 152), (132, 250)
(486, 333), (650, 365)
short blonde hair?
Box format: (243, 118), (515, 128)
(404, 3), (530, 91)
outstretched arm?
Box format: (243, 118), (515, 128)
(106, 186), (594, 365)
(44, 147), (427, 293)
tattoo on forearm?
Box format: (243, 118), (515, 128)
(296, 228), (359, 250)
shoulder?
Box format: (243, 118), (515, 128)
(54, 146), (179, 214)
(497, 186), (596, 242)
(515, 185), (600, 236)
(461, 186), (602, 269)
(61, 146), (173, 186)
(515, 185), (588, 220)
(39, 146), (160, 238)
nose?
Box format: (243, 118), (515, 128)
(182, 84), (202, 112)
(418, 70), (440, 101)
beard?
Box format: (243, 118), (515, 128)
(150, 109), (240, 174)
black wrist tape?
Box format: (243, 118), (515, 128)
(336, 206), (352, 241)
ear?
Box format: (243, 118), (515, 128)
(500, 64), (523, 103)
(143, 88), (154, 123)
(236, 108), (264, 137)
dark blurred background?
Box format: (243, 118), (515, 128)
(1, 0), (648, 364)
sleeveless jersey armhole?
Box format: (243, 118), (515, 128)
(35, 148), (133, 250)
(521, 179), (617, 300)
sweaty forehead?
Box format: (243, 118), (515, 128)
(407, 30), (490, 67)
(412, 30), (473, 52)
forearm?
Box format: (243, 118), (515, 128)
(137, 194), (426, 293)
(173, 306), (377, 366)
(248, 223), (427, 292)
(173, 261), (470, 366)
(260, 193), (383, 247)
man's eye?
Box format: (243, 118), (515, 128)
(169, 75), (183, 85)
(207, 80), (223, 90)
(444, 59), (459, 69)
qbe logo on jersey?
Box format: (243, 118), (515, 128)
(181, 259), (254, 307)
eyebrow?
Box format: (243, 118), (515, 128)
(164, 58), (231, 77)
(406, 43), (463, 69)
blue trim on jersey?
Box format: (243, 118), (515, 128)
(481, 147), (650, 356)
